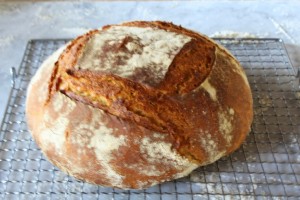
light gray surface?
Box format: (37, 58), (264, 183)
(0, 1), (300, 123)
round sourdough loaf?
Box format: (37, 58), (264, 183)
(26, 21), (253, 189)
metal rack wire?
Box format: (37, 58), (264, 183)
(0, 38), (299, 199)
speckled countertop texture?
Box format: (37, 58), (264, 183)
(0, 1), (300, 122)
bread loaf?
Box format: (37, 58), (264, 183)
(26, 21), (253, 189)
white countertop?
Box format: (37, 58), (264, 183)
(0, 1), (300, 123)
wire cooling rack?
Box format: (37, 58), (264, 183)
(0, 38), (300, 199)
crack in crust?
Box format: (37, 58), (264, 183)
(61, 70), (190, 147)
(46, 21), (218, 163)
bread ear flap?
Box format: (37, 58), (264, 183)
(158, 38), (216, 95)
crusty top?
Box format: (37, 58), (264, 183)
(26, 21), (253, 189)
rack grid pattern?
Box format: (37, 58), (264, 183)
(0, 38), (299, 199)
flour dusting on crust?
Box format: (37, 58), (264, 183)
(140, 137), (197, 169)
(88, 126), (127, 187)
(200, 132), (224, 164)
(200, 78), (217, 101)
(40, 116), (69, 153)
(218, 109), (234, 144)
(75, 26), (192, 84)
(41, 93), (76, 152)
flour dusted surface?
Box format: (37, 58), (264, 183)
(218, 109), (234, 145)
(88, 126), (127, 187)
(200, 78), (217, 101)
(41, 93), (76, 153)
(140, 137), (197, 171)
(75, 26), (192, 84)
(40, 115), (68, 153)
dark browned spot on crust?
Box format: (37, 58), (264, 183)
(65, 130), (70, 140)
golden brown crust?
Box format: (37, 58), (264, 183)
(26, 21), (253, 189)
(47, 22), (218, 163)
(63, 70), (190, 140)
(46, 30), (99, 104)
(158, 38), (216, 95)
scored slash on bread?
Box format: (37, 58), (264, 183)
(62, 71), (190, 144)
(47, 32), (217, 163)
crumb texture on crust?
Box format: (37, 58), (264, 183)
(26, 21), (253, 189)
